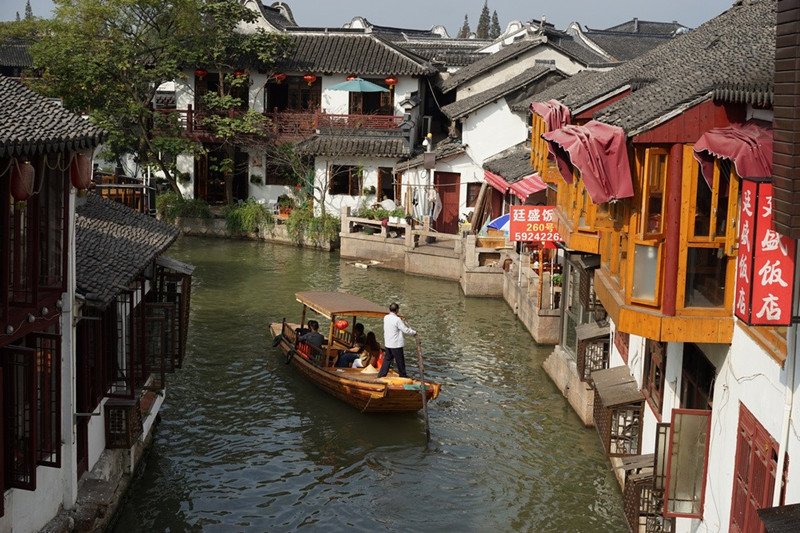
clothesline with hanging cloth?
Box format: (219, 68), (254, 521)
(692, 121), (773, 184)
(541, 120), (634, 204)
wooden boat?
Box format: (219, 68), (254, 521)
(269, 291), (441, 413)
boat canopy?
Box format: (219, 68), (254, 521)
(295, 291), (388, 319)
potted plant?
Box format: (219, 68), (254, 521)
(552, 273), (563, 287)
(277, 194), (294, 215)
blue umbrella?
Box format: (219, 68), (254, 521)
(328, 77), (389, 93)
(487, 213), (510, 232)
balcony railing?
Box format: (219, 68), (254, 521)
(153, 106), (405, 141)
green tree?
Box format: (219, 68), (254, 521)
(29, 0), (290, 201)
(24, 0), (32, 20)
(490, 11), (501, 39)
(457, 14), (470, 38)
(476, 1), (490, 39)
(15, 12), (20, 22)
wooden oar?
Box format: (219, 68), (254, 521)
(414, 333), (431, 443)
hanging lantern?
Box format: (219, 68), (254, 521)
(273, 72), (286, 83)
(346, 75), (357, 81)
(303, 74), (317, 86)
(10, 159), (35, 202)
(334, 319), (349, 331)
(384, 76), (398, 89)
(70, 152), (92, 190)
(194, 68), (208, 80)
(233, 70), (245, 77)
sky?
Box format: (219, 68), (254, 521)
(3, 0), (735, 35)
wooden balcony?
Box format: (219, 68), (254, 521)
(153, 107), (405, 142)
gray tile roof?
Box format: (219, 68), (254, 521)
(75, 193), (179, 308)
(531, 0), (773, 136)
(0, 42), (32, 68)
(441, 64), (565, 119)
(441, 32), (609, 94)
(484, 146), (535, 183)
(279, 30), (435, 76)
(597, 19), (688, 35)
(394, 137), (466, 172)
(293, 130), (411, 157)
(0, 75), (107, 157)
(581, 32), (674, 62)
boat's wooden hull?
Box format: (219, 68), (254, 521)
(270, 322), (440, 413)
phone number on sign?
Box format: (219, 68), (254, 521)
(512, 232), (561, 242)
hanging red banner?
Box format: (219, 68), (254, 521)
(735, 180), (795, 326)
(509, 206), (562, 243)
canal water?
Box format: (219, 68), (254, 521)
(112, 236), (625, 532)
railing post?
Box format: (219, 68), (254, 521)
(187, 104), (193, 133)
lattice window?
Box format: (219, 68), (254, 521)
(593, 366), (644, 458)
(105, 399), (143, 449)
(577, 322), (610, 382)
(34, 332), (60, 467)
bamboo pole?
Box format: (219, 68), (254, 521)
(414, 333), (431, 443)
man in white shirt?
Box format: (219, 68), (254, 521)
(379, 302), (416, 378)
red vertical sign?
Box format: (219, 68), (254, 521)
(736, 181), (795, 326)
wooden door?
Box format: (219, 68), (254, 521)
(434, 171), (460, 234)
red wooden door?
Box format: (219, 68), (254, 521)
(434, 171), (460, 234)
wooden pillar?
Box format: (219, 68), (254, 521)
(662, 143), (683, 316)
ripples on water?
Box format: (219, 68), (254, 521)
(112, 237), (625, 532)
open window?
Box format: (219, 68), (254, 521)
(664, 409), (711, 518)
(329, 165), (361, 196)
(678, 146), (739, 314)
(628, 147), (668, 306)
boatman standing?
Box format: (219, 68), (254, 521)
(378, 302), (416, 378)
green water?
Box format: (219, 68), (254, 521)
(111, 236), (625, 532)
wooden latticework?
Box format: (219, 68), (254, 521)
(105, 398), (143, 449)
(593, 366), (644, 457)
(576, 322), (610, 381)
(623, 471), (674, 533)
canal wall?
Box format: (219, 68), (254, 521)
(172, 216), (334, 251)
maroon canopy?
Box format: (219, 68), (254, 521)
(530, 100), (572, 165)
(693, 122), (773, 186)
(541, 120), (634, 204)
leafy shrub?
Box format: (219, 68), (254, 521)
(286, 204), (340, 246)
(156, 192), (211, 224)
(224, 197), (274, 233)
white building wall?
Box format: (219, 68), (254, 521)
(462, 102), (527, 164)
(313, 156), (401, 217)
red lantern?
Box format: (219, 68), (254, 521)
(303, 74), (317, 86)
(234, 70), (245, 77)
(384, 76), (398, 89)
(70, 152), (92, 190)
(273, 73), (286, 83)
(10, 159), (35, 202)
(346, 75), (357, 81)
(194, 68), (208, 80)
(334, 319), (349, 331)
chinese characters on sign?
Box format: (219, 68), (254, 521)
(509, 206), (562, 243)
(735, 180), (795, 326)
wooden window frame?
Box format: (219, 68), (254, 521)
(3, 344), (37, 490)
(677, 146), (739, 316)
(466, 182), (482, 208)
(329, 165), (361, 196)
(642, 339), (666, 416)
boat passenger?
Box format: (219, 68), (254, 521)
(298, 320), (324, 348)
(352, 331), (381, 370)
(335, 323), (365, 367)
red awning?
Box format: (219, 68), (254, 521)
(530, 100), (572, 164)
(509, 173), (547, 201)
(541, 120), (634, 204)
(484, 170), (510, 193)
(529, 99), (572, 131)
(693, 122), (772, 186)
